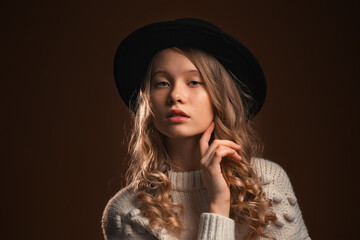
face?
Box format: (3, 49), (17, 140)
(149, 48), (214, 139)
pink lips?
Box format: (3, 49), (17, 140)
(166, 109), (189, 123)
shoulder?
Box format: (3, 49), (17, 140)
(101, 182), (173, 240)
(103, 182), (138, 218)
(250, 158), (296, 210)
(250, 158), (297, 210)
(250, 157), (292, 190)
(250, 158), (311, 239)
(101, 182), (141, 235)
(250, 157), (296, 211)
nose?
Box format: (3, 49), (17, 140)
(167, 82), (185, 105)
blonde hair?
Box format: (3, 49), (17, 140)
(125, 47), (276, 239)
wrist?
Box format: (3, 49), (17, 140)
(209, 202), (230, 218)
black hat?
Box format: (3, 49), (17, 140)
(114, 18), (266, 119)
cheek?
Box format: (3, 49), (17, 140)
(196, 94), (214, 120)
(204, 102), (214, 120)
(149, 94), (161, 111)
(149, 94), (166, 121)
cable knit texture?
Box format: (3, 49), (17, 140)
(102, 158), (310, 240)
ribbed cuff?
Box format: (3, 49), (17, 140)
(197, 213), (235, 240)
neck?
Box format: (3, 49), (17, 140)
(164, 134), (202, 172)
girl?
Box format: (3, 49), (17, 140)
(102, 18), (310, 240)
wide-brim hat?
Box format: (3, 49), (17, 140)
(114, 18), (266, 119)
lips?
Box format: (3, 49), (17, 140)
(166, 109), (189, 118)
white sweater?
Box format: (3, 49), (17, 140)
(102, 158), (310, 240)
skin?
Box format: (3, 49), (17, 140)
(150, 48), (243, 218)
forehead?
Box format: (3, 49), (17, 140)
(151, 48), (198, 73)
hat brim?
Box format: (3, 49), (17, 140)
(114, 18), (266, 119)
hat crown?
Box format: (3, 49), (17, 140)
(172, 18), (220, 29)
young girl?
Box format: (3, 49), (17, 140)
(102, 18), (310, 240)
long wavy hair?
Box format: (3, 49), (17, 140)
(125, 47), (276, 239)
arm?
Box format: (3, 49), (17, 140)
(102, 207), (158, 240)
(101, 203), (122, 240)
(197, 213), (235, 240)
(101, 188), (159, 240)
(197, 122), (240, 240)
(257, 160), (311, 240)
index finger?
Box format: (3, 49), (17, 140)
(199, 121), (215, 155)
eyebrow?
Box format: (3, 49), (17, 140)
(151, 69), (200, 78)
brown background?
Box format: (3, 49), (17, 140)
(1, 0), (359, 239)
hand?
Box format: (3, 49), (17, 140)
(199, 122), (242, 217)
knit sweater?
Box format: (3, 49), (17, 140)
(102, 158), (310, 240)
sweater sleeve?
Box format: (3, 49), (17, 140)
(102, 203), (159, 240)
(101, 202), (121, 240)
(101, 186), (159, 240)
(255, 159), (311, 240)
(197, 213), (235, 240)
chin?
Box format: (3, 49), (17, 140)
(160, 129), (204, 139)
(154, 121), (209, 139)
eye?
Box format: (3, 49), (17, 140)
(155, 81), (170, 87)
(189, 81), (201, 86)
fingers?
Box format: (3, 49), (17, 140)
(199, 121), (242, 168)
(204, 139), (241, 161)
(200, 145), (242, 167)
(209, 139), (241, 152)
(199, 122), (215, 155)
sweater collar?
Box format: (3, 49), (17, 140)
(168, 169), (206, 191)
